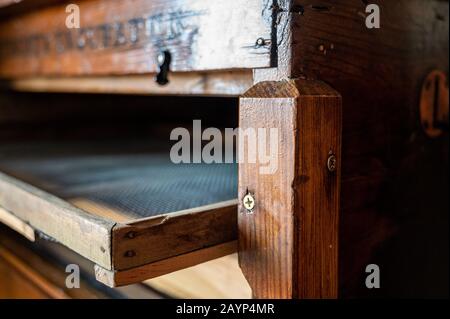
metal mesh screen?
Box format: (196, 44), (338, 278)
(0, 141), (237, 219)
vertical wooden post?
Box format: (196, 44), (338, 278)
(238, 79), (342, 298)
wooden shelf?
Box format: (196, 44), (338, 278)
(0, 140), (238, 287)
(1, 71), (254, 96)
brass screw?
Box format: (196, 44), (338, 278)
(243, 193), (255, 213)
(327, 154), (337, 172)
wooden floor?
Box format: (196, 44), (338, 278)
(0, 140), (237, 222)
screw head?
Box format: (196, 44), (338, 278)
(255, 38), (266, 47)
(243, 193), (255, 212)
(124, 250), (136, 258)
(126, 231), (136, 239)
(327, 154), (337, 172)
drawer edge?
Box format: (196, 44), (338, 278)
(95, 241), (237, 288)
(0, 171), (115, 270)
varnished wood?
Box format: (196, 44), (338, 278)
(95, 241), (237, 288)
(0, 0), (272, 77)
(238, 79), (341, 298)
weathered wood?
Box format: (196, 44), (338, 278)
(95, 241), (237, 288)
(5, 71), (253, 96)
(238, 79), (341, 298)
(0, 140), (238, 221)
(0, 171), (115, 269)
(112, 201), (238, 270)
(253, 0), (294, 82)
(0, 138), (239, 284)
(0, 0), (272, 77)
(0, 171), (239, 283)
(0, 206), (35, 241)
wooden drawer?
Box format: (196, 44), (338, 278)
(0, 0), (273, 78)
(0, 139), (237, 287)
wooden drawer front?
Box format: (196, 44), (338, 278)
(0, 0), (273, 78)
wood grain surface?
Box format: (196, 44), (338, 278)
(0, 205), (35, 241)
(95, 241), (237, 287)
(239, 79), (341, 298)
(290, 0), (449, 297)
(0, 171), (115, 269)
(144, 253), (252, 299)
(0, 228), (108, 298)
(5, 71), (253, 96)
(0, 0), (272, 77)
(112, 202), (237, 270)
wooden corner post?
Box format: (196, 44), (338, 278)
(238, 79), (342, 299)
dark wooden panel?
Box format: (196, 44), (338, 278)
(291, 0), (449, 297)
(0, 0), (272, 77)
